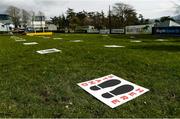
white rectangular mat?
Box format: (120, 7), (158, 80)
(23, 42), (38, 45)
(36, 48), (61, 54)
(78, 74), (149, 108)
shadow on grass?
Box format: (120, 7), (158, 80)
(130, 44), (180, 52)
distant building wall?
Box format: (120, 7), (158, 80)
(47, 24), (57, 31)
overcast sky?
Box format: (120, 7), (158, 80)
(0, 0), (180, 19)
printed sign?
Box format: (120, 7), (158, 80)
(36, 48), (61, 54)
(111, 29), (125, 34)
(23, 42), (38, 45)
(78, 74), (149, 108)
(104, 45), (125, 48)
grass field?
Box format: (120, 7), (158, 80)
(0, 34), (179, 118)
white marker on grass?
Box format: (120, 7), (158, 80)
(155, 39), (168, 42)
(70, 40), (83, 42)
(53, 38), (63, 40)
(78, 74), (149, 108)
(130, 36), (135, 39)
(15, 39), (26, 42)
(36, 48), (61, 54)
(23, 42), (38, 45)
(130, 40), (142, 43)
(43, 37), (51, 39)
(104, 45), (125, 48)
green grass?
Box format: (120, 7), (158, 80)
(0, 34), (179, 118)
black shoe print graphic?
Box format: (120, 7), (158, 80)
(102, 85), (134, 98)
(90, 79), (121, 91)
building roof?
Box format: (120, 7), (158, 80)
(155, 20), (180, 27)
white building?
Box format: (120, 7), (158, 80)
(0, 14), (14, 32)
(155, 20), (180, 27)
(30, 16), (46, 31)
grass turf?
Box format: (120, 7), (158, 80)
(0, 34), (179, 118)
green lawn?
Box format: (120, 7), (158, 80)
(0, 34), (179, 118)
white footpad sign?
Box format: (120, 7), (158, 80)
(70, 40), (83, 42)
(130, 40), (142, 43)
(78, 74), (149, 108)
(53, 38), (63, 40)
(36, 48), (61, 54)
(23, 42), (38, 45)
(15, 39), (26, 42)
(104, 45), (125, 48)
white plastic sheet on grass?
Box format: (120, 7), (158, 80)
(78, 74), (149, 108)
(23, 42), (38, 45)
(104, 45), (125, 48)
(36, 48), (61, 54)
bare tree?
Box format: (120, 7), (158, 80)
(112, 2), (138, 27)
(21, 9), (31, 27)
(6, 6), (21, 28)
(37, 11), (45, 16)
(173, 0), (180, 14)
